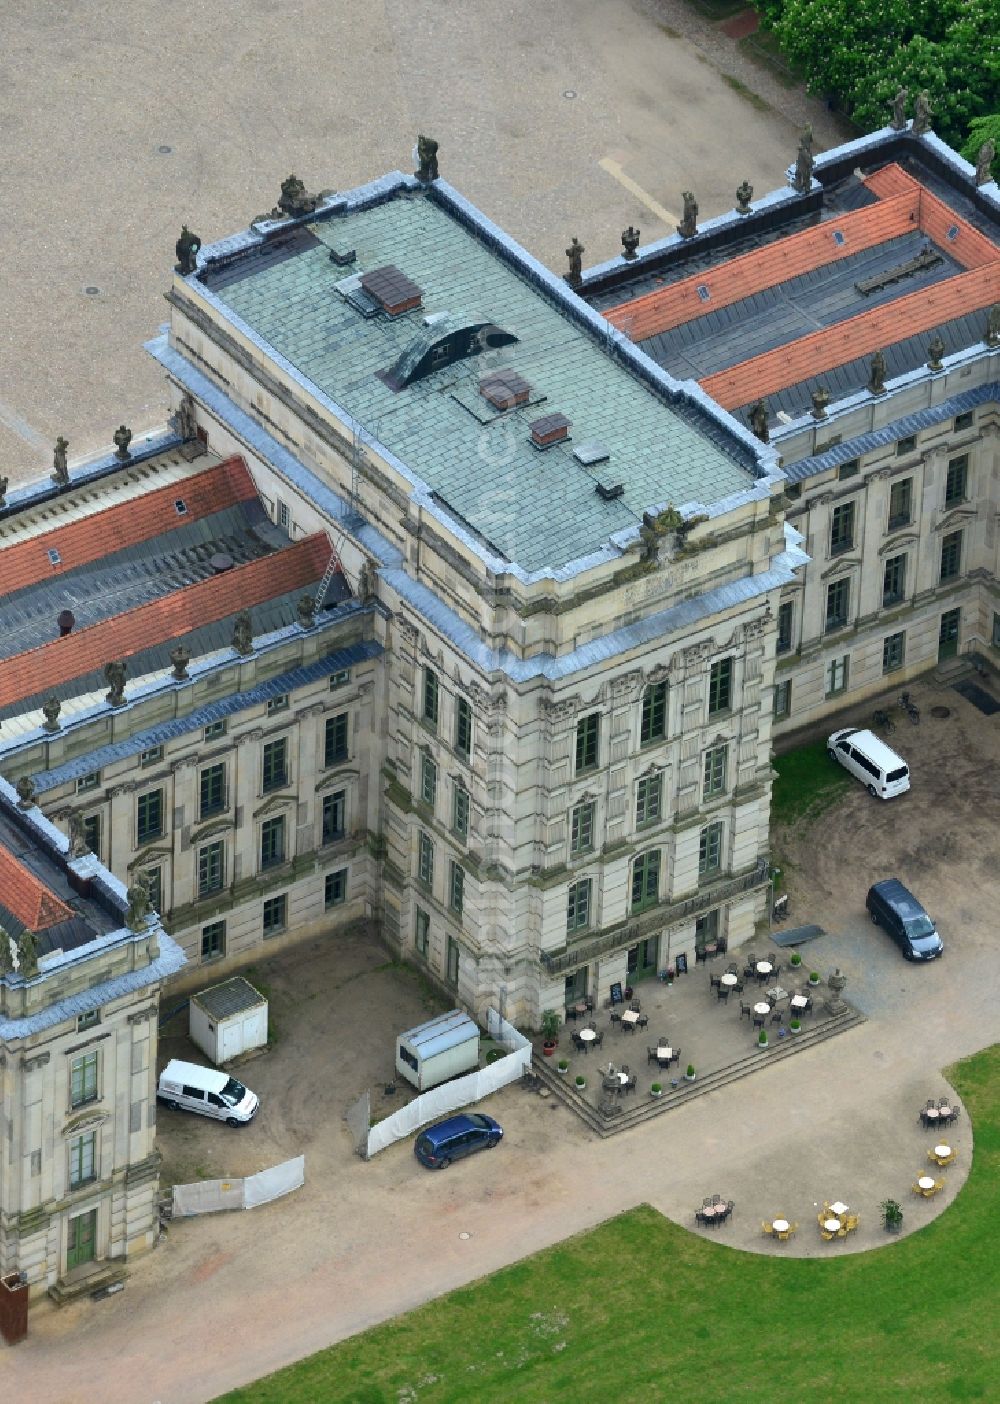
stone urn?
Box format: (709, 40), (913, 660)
(828, 968), (847, 994)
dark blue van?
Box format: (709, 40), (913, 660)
(414, 1113), (503, 1169)
(866, 879), (943, 961)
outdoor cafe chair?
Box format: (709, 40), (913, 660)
(761, 1220), (775, 1237)
(703, 1196), (716, 1208)
(620, 1064), (630, 1075)
(626, 1074), (637, 1095)
(622, 1019), (636, 1034)
(776, 1222), (797, 1241)
(753, 1012), (766, 1029)
(647, 1046), (659, 1065)
(716, 985), (730, 1002)
(771, 961), (782, 978)
(636, 1014), (648, 1029)
(740, 1001), (752, 1021)
(610, 1009), (621, 1025)
(929, 1147), (957, 1167)
(629, 999), (641, 1013)
(770, 1008), (784, 1025)
(726, 961), (739, 975)
(844, 1214), (860, 1233)
(710, 974), (721, 990)
(594, 1031), (604, 1048)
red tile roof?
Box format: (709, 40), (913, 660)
(699, 263), (1000, 410)
(863, 165), (999, 269)
(0, 534), (332, 708)
(0, 843), (73, 931)
(0, 456), (259, 598)
(605, 193), (919, 341)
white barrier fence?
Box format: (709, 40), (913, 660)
(364, 1009), (531, 1158)
(171, 1154), (305, 1217)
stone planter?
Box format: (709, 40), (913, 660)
(542, 1040), (557, 1057)
(808, 974), (821, 987)
(790, 1021), (802, 1034)
(684, 1073), (696, 1083)
(574, 1076), (586, 1090)
(556, 1061), (569, 1074)
(650, 1086), (663, 1098)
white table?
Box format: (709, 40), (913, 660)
(938, 1105), (953, 1117)
(924, 1107), (940, 1120)
(772, 1218), (790, 1233)
(753, 1002), (771, 1016)
(934, 1144), (952, 1158)
(790, 994), (809, 1011)
(918, 1176), (936, 1191)
(829, 1201), (849, 1216)
(823, 1218), (841, 1233)
(656, 1046), (673, 1060)
(616, 1072), (629, 1087)
(621, 1010), (640, 1026)
(720, 973), (738, 988)
(756, 961), (773, 976)
(578, 1028), (596, 1043)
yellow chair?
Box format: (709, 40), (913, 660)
(929, 1148), (957, 1167)
(845, 1214), (860, 1233)
(933, 1178), (945, 1195)
(776, 1222), (797, 1242)
(761, 1221), (775, 1237)
(911, 1182), (926, 1197)
(820, 1228), (835, 1242)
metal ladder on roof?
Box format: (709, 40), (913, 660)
(315, 536), (344, 607)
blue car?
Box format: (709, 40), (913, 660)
(414, 1113), (503, 1169)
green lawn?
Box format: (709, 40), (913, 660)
(218, 1046), (999, 1404)
(771, 738), (853, 827)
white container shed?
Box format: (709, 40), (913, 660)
(189, 976), (268, 1065)
(395, 1010), (480, 1091)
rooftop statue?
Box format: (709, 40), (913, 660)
(565, 236), (585, 285)
(867, 350), (887, 395)
(113, 424), (133, 462)
(912, 91), (932, 136)
(52, 435), (70, 486)
(16, 775), (36, 809)
(232, 610), (254, 656)
(69, 810), (89, 856)
(735, 180), (753, 215)
(986, 304), (1000, 348)
(41, 696), (61, 732)
(676, 192), (698, 239)
(793, 126), (814, 194)
(976, 140), (996, 186)
(748, 399), (770, 443)
(126, 876), (152, 931)
(927, 335), (945, 371)
(175, 225), (202, 274)
(415, 135), (439, 182)
(890, 88), (908, 132)
(621, 226), (641, 260)
(17, 929), (39, 978)
(0, 474), (8, 509)
(104, 659), (127, 707)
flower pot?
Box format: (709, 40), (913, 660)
(556, 1061), (569, 1074)
(883, 1218), (903, 1234)
(757, 1037), (769, 1050)
(542, 1040), (557, 1057)
(790, 1021), (801, 1034)
(574, 1077), (586, 1090)
(650, 1087), (662, 1098)
(808, 975), (821, 987)
(684, 1073), (696, 1082)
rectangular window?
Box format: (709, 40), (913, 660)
(325, 869), (347, 907)
(940, 531), (962, 582)
(141, 865), (162, 913)
(199, 763), (226, 819)
(631, 850), (660, 912)
(260, 816), (286, 870)
(418, 832), (434, 887)
(640, 682), (668, 744)
(449, 861), (465, 916)
(77, 771), (100, 793)
(329, 668), (351, 690)
(776, 601), (794, 655)
(888, 478), (912, 530)
(837, 459), (859, 480)
(635, 773), (662, 827)
(70, 1053), (98, 1108)
(566, 878), (592, 932)
(826, 654), (850, 697)
(322, 790), (345, 843)
(830, 501), (855, 555)
(773, 680), (791, 719)
(201, 920), (225, 959)
(570, 800), (595, 854)
(139, 745), (162, 767)
(324, 713), (348, 766)
(575, 713), (600, 771)
(204, 719), (227, 742)
(954, 411), (974, 432)
(896, 435), (916, 456)
(446, 936), (459, 986)
(420, 752), (437, 808)
(267, 693), (289, 717)
(277, 499), (290, 531)
(698, 822), (723, 878)
(136, 789), (164, 845)
(452, 785), (470, 840)
(69, 1132), (97, 1190)
(76, 1009), (101, 1033)
(708, 658), (732, 715)
(945, 454), (968, 508)
(198, 841), (224, 897)
(414, 907), (430, 957)
(423, 668), (439, 727)
(83, 813), (102, 860)
(262, 894), (287, 937)
(883, 553), (907, 607)
(882, 631), (906, 674)
(826, 578), (850, 631)
(262, 738), (288, 792)
(455, 696), (472, 758)
(703, 744), (727, 799)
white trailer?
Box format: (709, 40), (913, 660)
(189, 976), (268, 1065)
(395, 1010), (479, 1091)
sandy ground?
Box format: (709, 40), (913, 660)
(0, 0), (849, 486)
(3, 678), (998, 1403)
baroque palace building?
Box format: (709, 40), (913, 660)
(1, 120), (998, 1061)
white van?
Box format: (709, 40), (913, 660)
(827, 727), (910, 799)
(157, 1059), (259, 1126)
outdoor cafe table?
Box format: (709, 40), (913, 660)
(823, 1218), (841, 1233)
(829, 1200), (849, 1216)
(578, 1027), (596, 1044)
(918, 1176), (936, 1191)
(753, 1002), (771, 1017)
(790, 994), (809, 1011)
(656, 1046), (673, 1061)
(934, 1144), (952, 1158)
(720, 973), (738, 988)
(701, 1201), (728, 1222)
(621, 1009), (640, 1026)
(772, 1218), (790, 1234)
(755, 960), (773, 976)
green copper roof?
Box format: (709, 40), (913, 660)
(202, 187), (757, 572)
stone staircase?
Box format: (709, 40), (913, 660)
(533, 1003), (867, 1137)
(48, 1261), (128, 1306)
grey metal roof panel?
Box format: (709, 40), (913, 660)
(192, 975), (266, 1020)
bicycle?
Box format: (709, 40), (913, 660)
(899, 691), (920, 725)
(872, 708), (895, 732)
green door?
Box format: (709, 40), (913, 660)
(938, 608), (960, 661)
(564, 968), (587, 1006)
(67, 1210), (97, 1270)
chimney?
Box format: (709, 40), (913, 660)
(57, 609), (75, 637)
(210, 552), (235, 574)
(529, 413), (570, 450)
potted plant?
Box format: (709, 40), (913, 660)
(789, 1017), (802, 1034)
(556, 1058), (569, 1074)
(757, 1029), (769, 1049)
(789, 952), (802, 968)
(880, 1198), (904, 1234)
(684, 1064), (696, 1082)
(650, 1082), (663, 1097)
(574, 1074), (586, 1090)
(808, 970), (821, 987)
(540, 1009), (560, 1056)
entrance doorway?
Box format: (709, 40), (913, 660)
(67, 1209), (97, 1271)
(564, 967), (588, 1007)
(938, 608), (960, 661)
(626, 937), (657, 981)
(695, 909), (720, 956)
